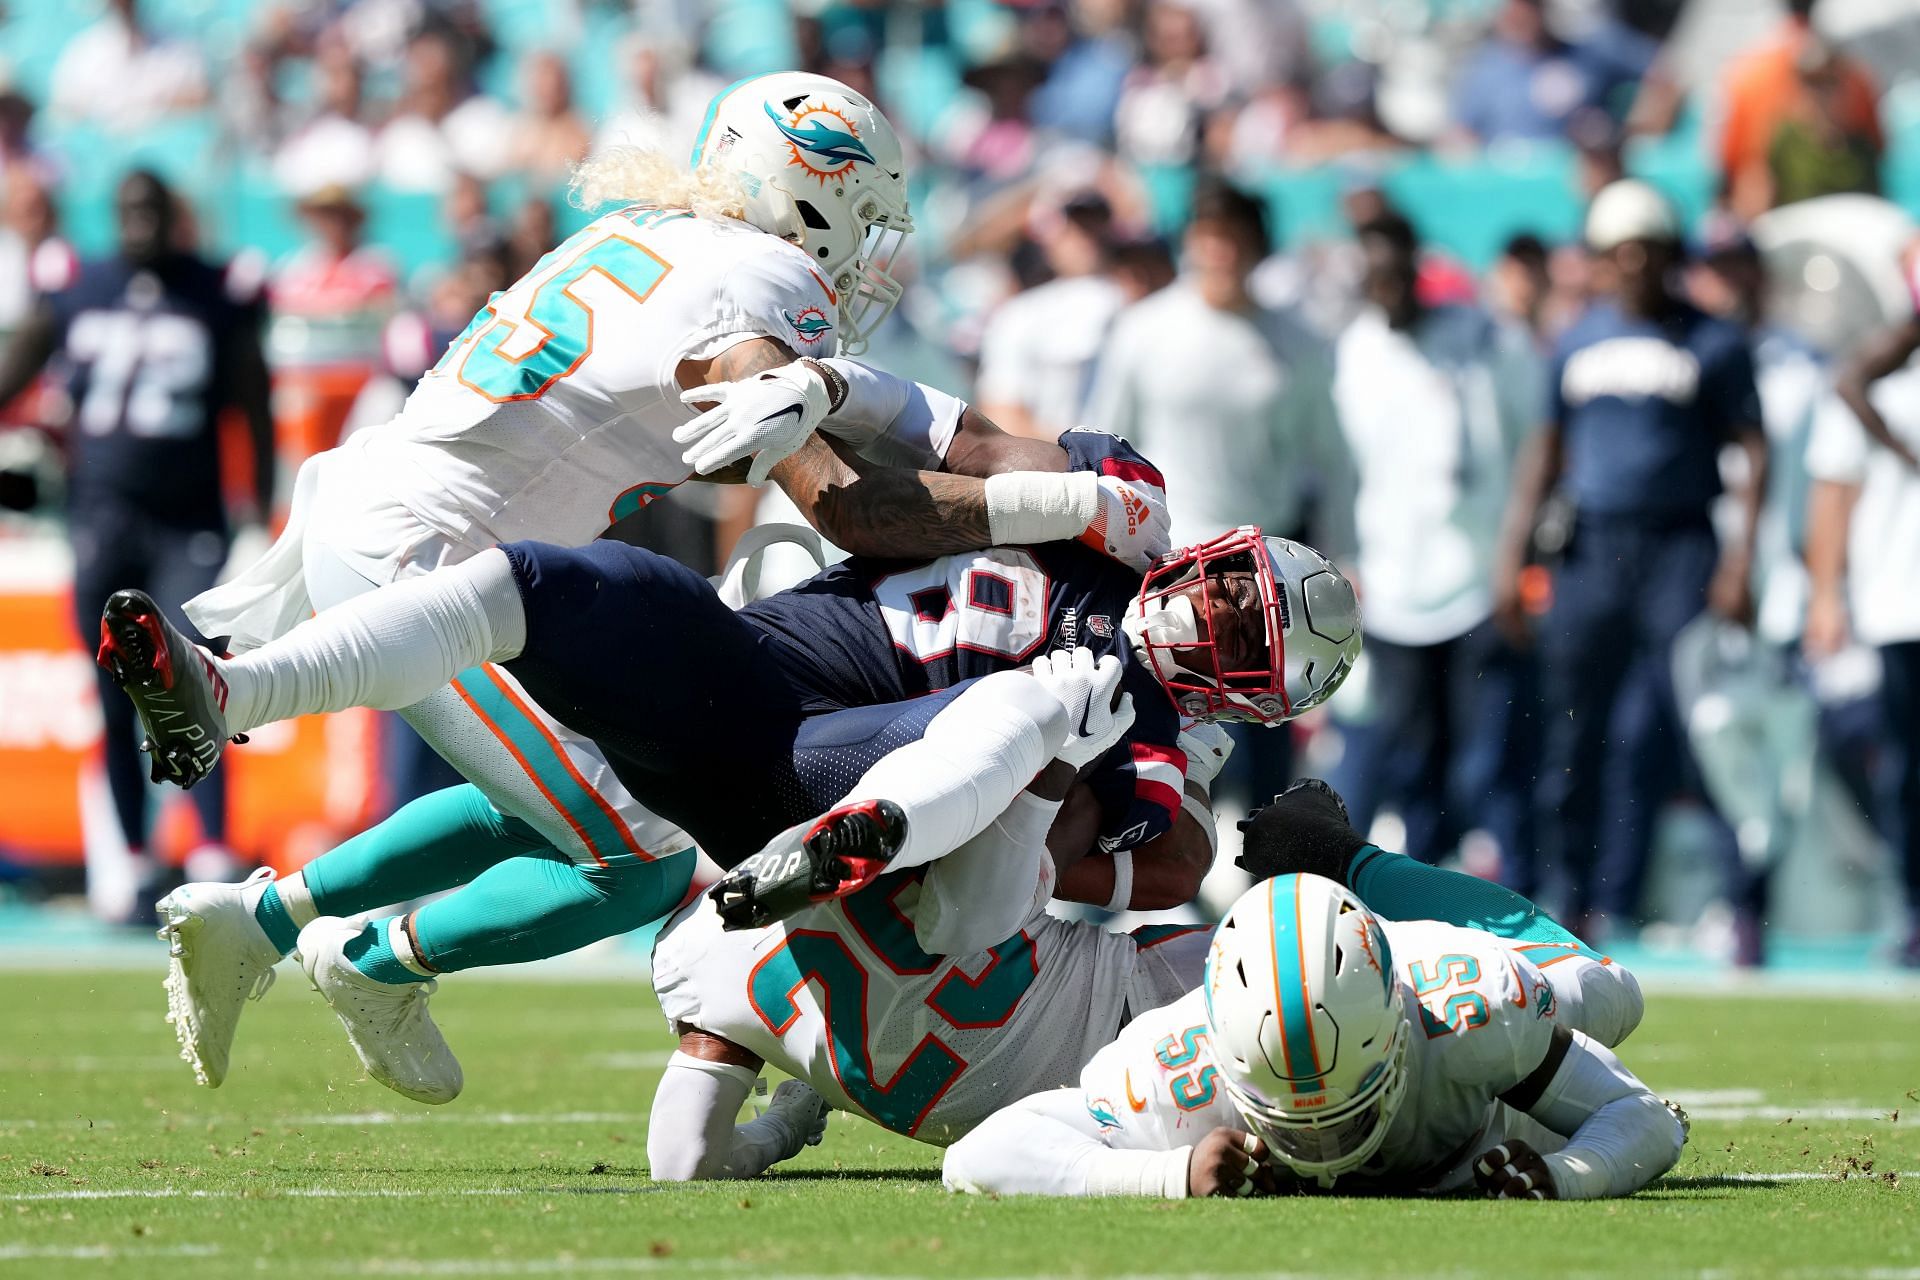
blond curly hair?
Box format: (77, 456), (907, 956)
(568, 147), (750, 220)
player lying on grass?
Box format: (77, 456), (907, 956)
(644, 720), (1237, 1177)
(106, 509), (1353, 1103)
(101, 70), (1168, 1086)
(645, 780), (1652, 1186)
(941, 786), (1677, 1201)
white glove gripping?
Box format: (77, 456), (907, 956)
(1176, 721), (1235, 791)
(1079, 473), (1173, 572)
(1028, 647), (1136, 770)
(676, 361), (833, 485)
(984, 471), (1100, 548)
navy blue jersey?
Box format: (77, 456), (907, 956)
(741, 538), (1183, 851)
(1547, 301), (1761, 519)
(740, 425), (1183, 853)
(501, 425), (1187, 861)
(48, 255), (260, 525)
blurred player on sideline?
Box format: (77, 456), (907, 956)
(105, 74), (1168, 1093)
(0, 169), (273, 920)
(1494, 180), (1767, 938)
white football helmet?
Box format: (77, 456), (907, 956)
(1202, 873), (1410, 1187)
(691, 72), (913, 354)
(1121, 528), (1360, 724)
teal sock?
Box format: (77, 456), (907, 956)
(302, 785), (547, 917)
(342, 921), (424, 986)
(1347, 845), (1604, 958)
(253, 883), (300, 956)
(408, 847), (696, 973)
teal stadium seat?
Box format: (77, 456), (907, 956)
(1883, 81), (1920, 220)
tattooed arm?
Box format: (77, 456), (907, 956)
(681, 337), (1090, 559)
(766, 433), (995, 558)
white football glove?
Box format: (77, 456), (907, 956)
(676, 362), (833, 485)
(1029, 646), (1136, 770)
(1076, 472), (1172, 572)
(1176, 720), (1236, 790)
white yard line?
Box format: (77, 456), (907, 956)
(584, 1052), (675, 1069)
(7, 1171), (1914, 1205)
(0, 1056), (186, 1071)
(0, 1111), (649, 1131)
(0, 1244), (219, 1261)
(1, 1186), (665, 1202)
(1686, 1105), (1892, 1121)
(286, 1110), (649, 1127)
(1667, 1088), (1768, 1105)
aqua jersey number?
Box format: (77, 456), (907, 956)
(747, 877), (1038, 1136)
(437, 210), (683, 403)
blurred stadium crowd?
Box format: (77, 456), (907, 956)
(2, 0), (1919, 969)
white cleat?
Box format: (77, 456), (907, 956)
(297, 917), (462, 1105)
(765, 1079), (831, 1156)
(156, 866), (283, 1088)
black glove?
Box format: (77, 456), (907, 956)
(1234, 779), (1366, 883)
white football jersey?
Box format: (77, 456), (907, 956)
(652, 876), (1203, 1147)
(359, 208), (845, 548)
(1076, 920), (1567, 1193)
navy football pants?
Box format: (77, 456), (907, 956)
(500, 540), (972, 868)
(1333, 621), (1538, 883)
(69, 505), (228, 855)
(1533, 515), (1736, 921)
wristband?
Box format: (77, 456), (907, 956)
(1104, 850), (1135, 913)
(1181, 791), (1219, 859)
(984, 470), (1099, 547)
(799, 358), (849, 413)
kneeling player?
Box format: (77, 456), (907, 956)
(941, 871), (1684, 1201)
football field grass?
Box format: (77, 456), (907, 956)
(3, 968), (1916, 1278)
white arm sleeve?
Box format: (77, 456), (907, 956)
(647, 1053), (755, 1182)
(1527, 1031), (1686, 1200)
(648, 1053), (820, 1182)
(818, 359), (966, 470)
(944, 1090), (1191, 1199)
(914, 788), (1059, 957)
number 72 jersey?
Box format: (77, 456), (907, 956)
(1077, 920), (1567, 1191)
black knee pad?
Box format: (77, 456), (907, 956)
(1233, 779), (1367, 883)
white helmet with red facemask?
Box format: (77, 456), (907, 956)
(1122, 528), (1360, 724)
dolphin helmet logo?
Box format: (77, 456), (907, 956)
(765, 100), (875, 182)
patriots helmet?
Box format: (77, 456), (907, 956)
(691, 72), (913, 355)
(1203, 873), (1411, 1187)
(1121, 527), (1360, 725)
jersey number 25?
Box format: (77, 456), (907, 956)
(438, 210), (684, 403)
